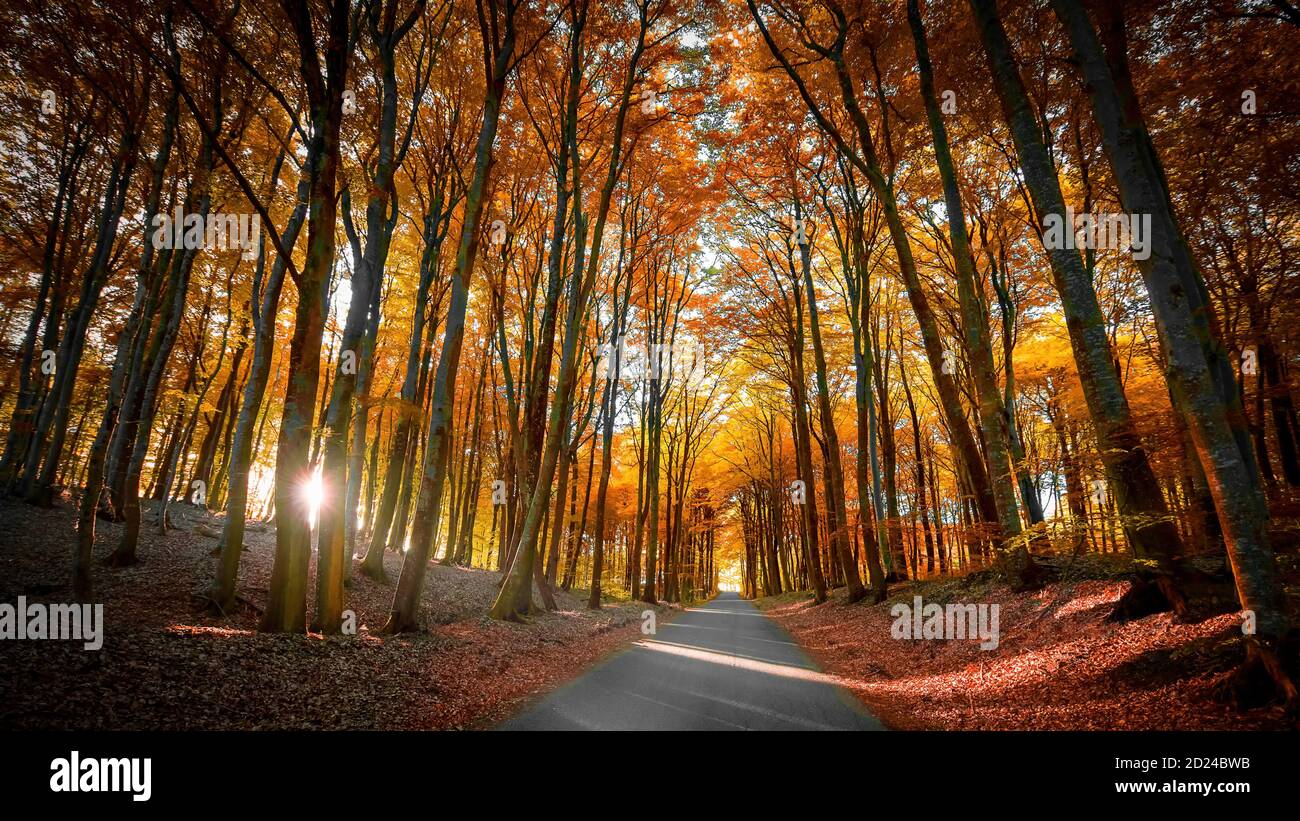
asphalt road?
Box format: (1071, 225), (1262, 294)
(498, 591), (884, 731)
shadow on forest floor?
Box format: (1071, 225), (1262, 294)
(754, 551), (1300, 730)
(0, 496), (661, 730)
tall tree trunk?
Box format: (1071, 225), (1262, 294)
(260, 0), (352, 634)
(495, 0), (645, 618)
(795, 201), (865, 601)
(385, 1), (517, 632)
(908, 0), (1037, 587)
(1052, 0), (1294, 706)
(789, 296), (828, 604)
(749, 0), (1002, 533)
(18, 121), (141, 504)
(969, 0), (1200, 619)
(209, 157), (305, 615)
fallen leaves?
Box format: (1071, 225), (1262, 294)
(0, 498), (648, 730)
(761, 577), (1298, 731)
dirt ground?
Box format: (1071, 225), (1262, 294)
(0, 497), (662, 730)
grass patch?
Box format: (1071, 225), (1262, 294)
(751, 589), (814, 611)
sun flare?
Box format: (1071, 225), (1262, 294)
(301, 471), (324, 530)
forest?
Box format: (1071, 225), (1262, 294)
(0, 0), (1297, 734)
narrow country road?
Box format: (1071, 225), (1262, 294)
(498, 591), (884, 731)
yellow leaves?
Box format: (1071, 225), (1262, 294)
(1013, 321), (1077, 378)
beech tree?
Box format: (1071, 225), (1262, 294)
(1, 0), (1294, 716)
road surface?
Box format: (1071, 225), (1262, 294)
(498, 591), (884, 730)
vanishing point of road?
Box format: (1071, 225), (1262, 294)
(499, 591), (884, 731)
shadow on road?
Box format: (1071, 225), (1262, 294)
(498, 592), (884, 730)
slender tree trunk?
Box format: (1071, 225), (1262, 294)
(909, 0), (1037, 587)
(385, 4), (516, 632)
(970, 0), (1201, 619)
(1052, 0), (1294, 705)
(261, 0), (351, 634)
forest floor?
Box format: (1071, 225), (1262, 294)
(756, 554), (1300, 730)
(0, 497), (666, 730)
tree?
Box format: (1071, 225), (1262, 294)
(385, 0), (522, 633)
(1049, 0), (1295, 708)
(260, 0), (353, 634)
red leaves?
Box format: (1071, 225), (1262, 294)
(764, 579), (1294, 730)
